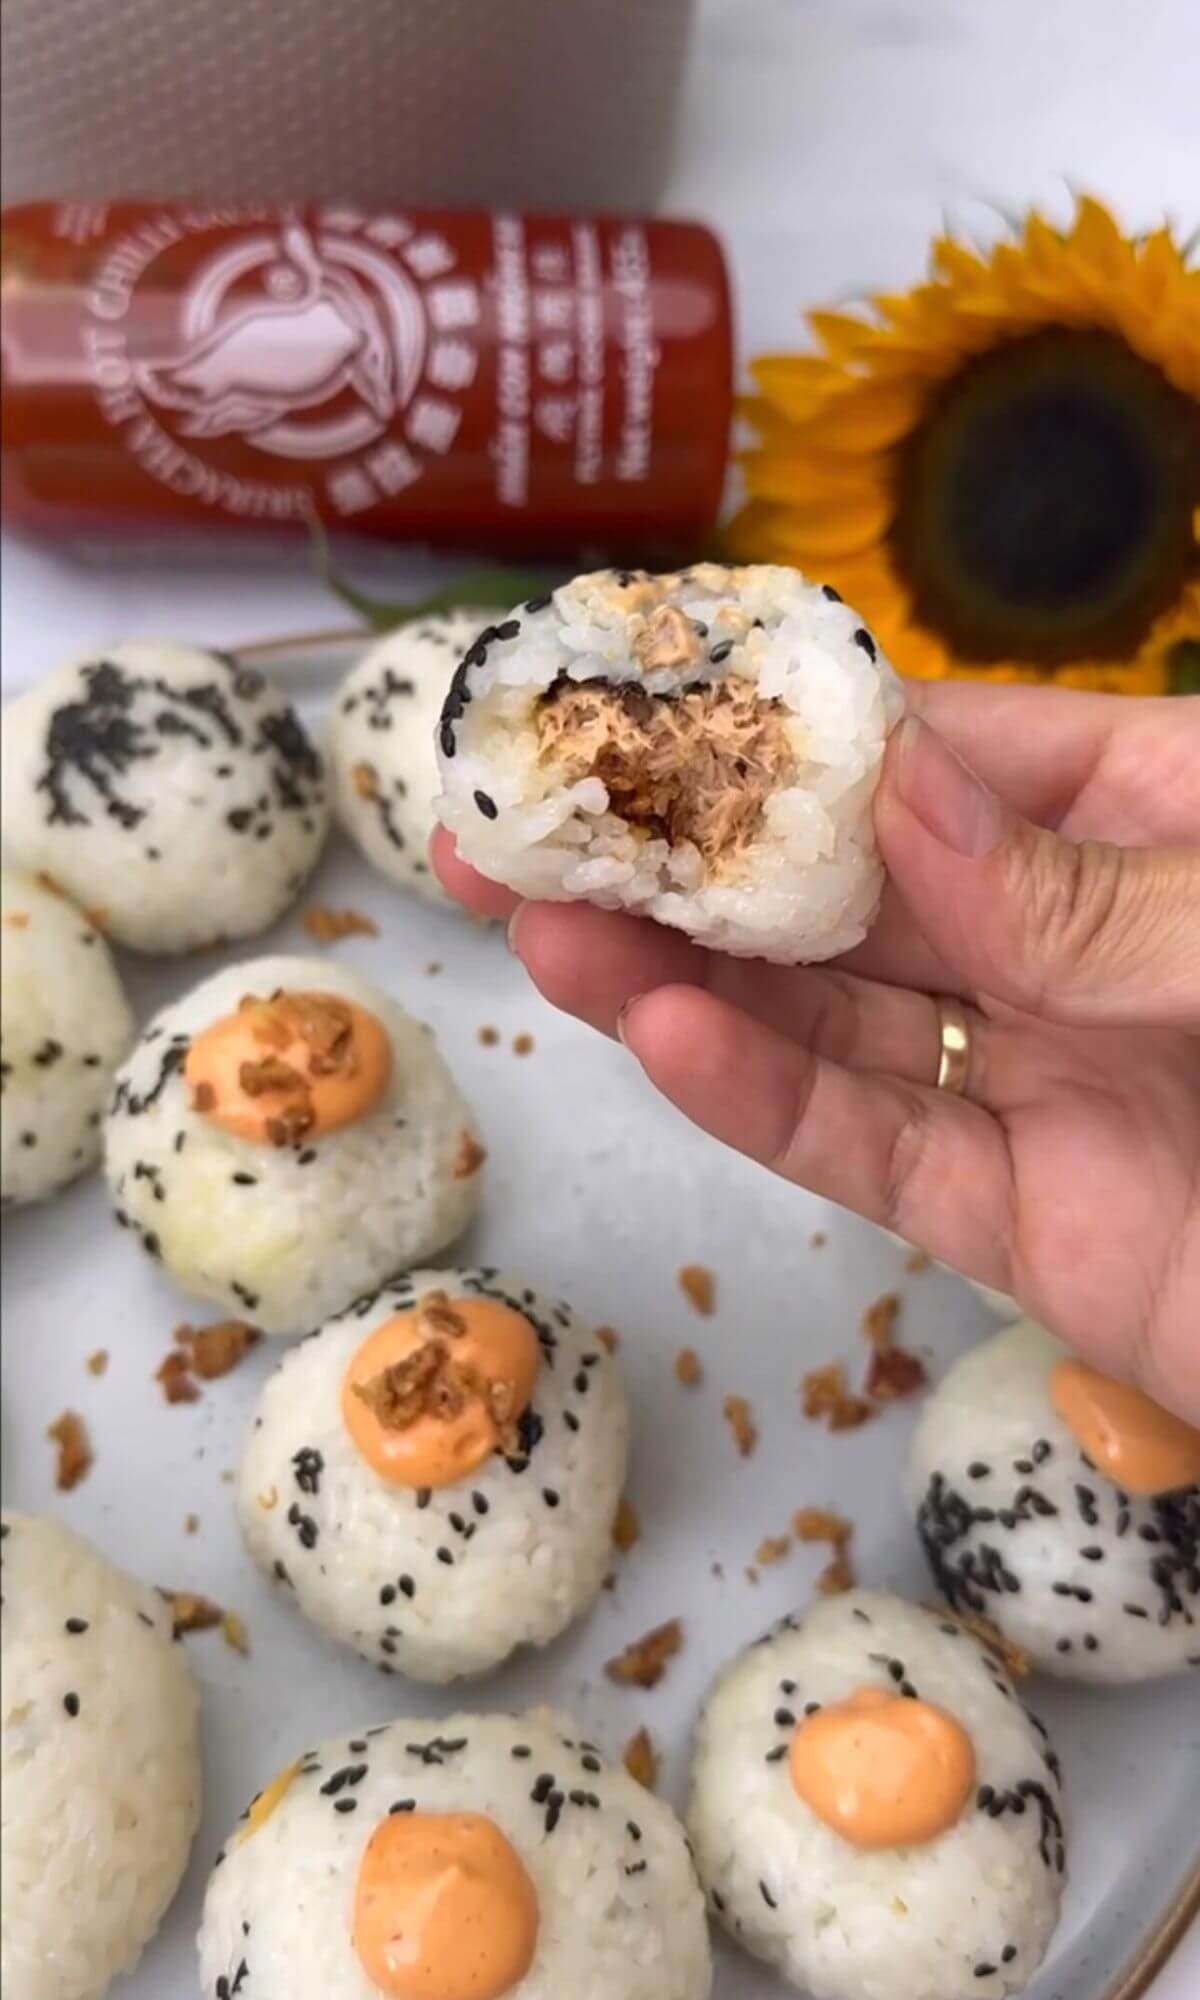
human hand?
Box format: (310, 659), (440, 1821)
(433, 685), (1200, 1424)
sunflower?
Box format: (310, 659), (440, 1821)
(727, 199), (1199, 693)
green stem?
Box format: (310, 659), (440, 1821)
(310, 517), (550, 632)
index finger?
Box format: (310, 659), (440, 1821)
(431, 826), (521, 920)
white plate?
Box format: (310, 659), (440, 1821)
(3, 631), (1196, 2000)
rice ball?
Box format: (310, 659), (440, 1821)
(103, 956), (484, 1335)
(198, 1708), (711, 2000)
(0, 1512), (201, 2000)
(906, 1319), (1200, 1683)
(330, 612), (484, 903)
(238, 1268), (629, 1680)
(688, 1590), (1065, 2000)
(435, 565), (904, 963)
(1, 868), (133, 1206)
(0, 642), (329, 953)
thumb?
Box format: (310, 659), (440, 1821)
(876, 715), (1200, 1028)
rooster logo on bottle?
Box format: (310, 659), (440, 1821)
(136, 219), (427, 459)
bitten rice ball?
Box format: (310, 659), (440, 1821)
(0, 642), (329, 953)
(329, 612), (484, 903)
(907, 1319), (1200, 1683)
(103, 956), (484, 1335)
(1, 1512), (201, 2000)
(1, 869), (133, 1206)
(198, 1709), (711, 2000)
(688, 1591), (1065, 2000)
(436, 565), (904, 963)
(238, 1268), (629, 1681)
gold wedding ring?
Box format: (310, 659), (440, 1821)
(935, 997), (972, 1095)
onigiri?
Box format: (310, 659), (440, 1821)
(907, 1319), (1200, 1682)
(238, 1268), (629, 1681)
(198, 1708), (711, 2000)
(687, 1589), (1065, 2000)
(0, 1512), (201, 2000)
(1, 868), (133, 1206)
(103, 955), (484, 1335)
(435, 565), (904, 963)
(329, 612), (485, 903)
(0, 642), (329, 953)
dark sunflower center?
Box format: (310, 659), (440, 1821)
(891, 329), (1200, 665)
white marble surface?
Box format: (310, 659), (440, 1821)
(1, 0), (1196, 1988)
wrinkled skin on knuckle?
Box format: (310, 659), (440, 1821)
(998, 825), (1127, 1005)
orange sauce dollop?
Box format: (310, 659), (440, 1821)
(1049, 1359), (1200, 1496)
(184, 989), (392, 1146)
(788, 1684), (975, 1849)
(341, 1294), (541, 1489)
(353, 1810), (539, 2000)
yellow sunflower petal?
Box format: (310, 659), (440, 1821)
(739, 450), (882, 507)
(750, 355), (844, 421)
(807, 309), (874, 361)
(1069, 196), (1136, 280)
(745, 488), (896, 561)
(783, 377), (930, 452)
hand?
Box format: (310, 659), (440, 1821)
(434, 685), (1200, 1424)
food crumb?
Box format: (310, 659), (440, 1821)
(155, 1351), (201, 1405)
(710, 1561), (724, 1580)
(810, 1230), (827, 1249)
(163, 1590), (223, 1637)
(183, 1513), (200, 1535)
(85, 1349), (109, 1377)
(512, 1033), (534, 1057)
(301, 904), (379, 945)
(175, 1319), (260, 1380)
(861, 1292), (901, 1351)
(351, 761), (378, 800)
(47, 1411), (92, 1490)
(221, 1610), (250, 1656)
(674, 1347), (703, 1387)
(594, 1325), (620, 1353)
(794, 1507), (855, 1595)
(257, 1486), (278, 1511)
(425, 961), (442, 976)
(452, 1130), (487, 1179)
(865, 1345), (929, 1402)
(4, 910), (29, 929)
(904, 1248), (931, 1274)
(622, 1727), (659, 1791)
(744, 1566), (760, 1585)
(612, 1497), (641, 1553)
(755, 1534), (791, 1566)
(604, 1618), (683, 1689)
(934, 1604), (1030, 1678)
(477, 1025), (500, 1047)
(678, 1264), (715, 1315)
(722, 1393), (757, 1458)
(801, 1362), (875, 1432)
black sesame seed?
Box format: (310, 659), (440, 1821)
(333, 1798), (357, 1814)
(1002, 1946), (1017, 1964)
(399, 1576), (415, 1599)
(1080, 1546), (1104, 1561)
(65, 1617), (88, 1634)
(967, 1461), (990, 1479)
(511, 1745), (532, 1759)
(436, 1548), (453, 1565)
(531, 1774), (554, 1804)
(542, 1488), (560, 1508)
(976, 1785), (995, 1809)
(709, 639), (734, 664)
(973, 1966), (997, 1980)
(580, 1754), (601, 1773)
(821, 584), (842, 602)
(853, 627), (877, 661)
(774, 1708), (795, 1727)
(472, 1492), (490, 1515)
(379, 1585), (396, 1606)
(473, 789), (498, 820)
(232, 1171), (257, 1186)
(627, 1821), (642, 1841)
(760, 1881), (778, 1909)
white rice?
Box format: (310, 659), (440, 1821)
(329, 611), (485, 903)
(906, 1319), (1200, 1683)
(1, 1511), (201, 2000)
(0, 642), (329, 953)
(238, 1268), (629, 1681)
(1, 868), (133, 1206)
(103, 955), (483, 1335)
(435, 564), (904, 963)
(198, 1707), (711, 2000)
(687, 1590), (1065, 2000)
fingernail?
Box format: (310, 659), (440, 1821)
(893, 715), (1009, 858)
(506, 905), (526, 955)
(616, 997), (643, 1048)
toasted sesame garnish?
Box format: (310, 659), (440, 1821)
(622, 1727), (659, 1791)
(905, 1248), (932, 1274)
(352, 1334), (518, 1452)
(933, 1604), (1030, 1678)
(47, 1411), (92, 1490)
(163, 1590), (223, 1637)
(678, 1264), (715, 1315)
(860, 1292), (901, 1351)
(221, 1610), (250, 1656)
(155, 1351), (200, 1405)
(612, 1496), (641, 1553)
(722, 1393), (757, 1457)
(865, 1344), (928, 1401)
(257, 1487), (278, 1511)
(794, 1506), (855, 1595)
(477, 1025), (500, 1047)
(594, 1325), (620, 1353)
(801, 1362), (875, 1432)
(452, 1130), (487, 1178)
(512, 1033), (534, 1056)
(605, 1618), (683, 1689)
(192, 1080), (217, 1112)
(184, 1514), (200, 1535)
(301, 904), (379, 945)
(416, 1289), (469, 1341)
(85, 1349), (109, 1376)
(755, 1534), (791, 1566)
(674, 1347), (703, 1387)
(352, 760), (379, 799)
(175, 1319), (260, 1380)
